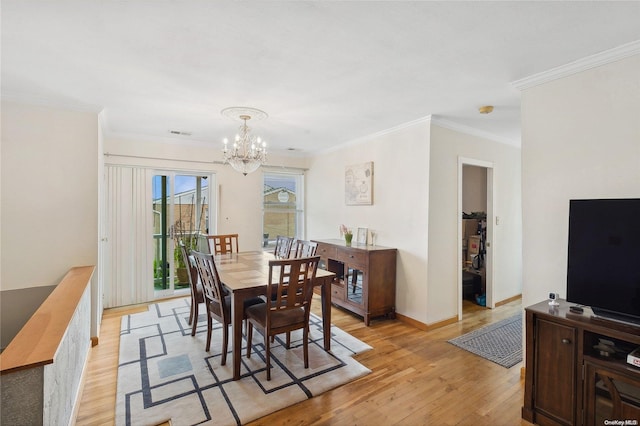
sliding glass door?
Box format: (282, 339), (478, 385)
(152, 173), (212, 297)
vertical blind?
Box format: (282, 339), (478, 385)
(104, 166), (154, 308)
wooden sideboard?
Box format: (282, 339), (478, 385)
(522, 299), (640, 425)
(312, 239), (397, 326)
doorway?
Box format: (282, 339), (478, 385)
(152, 173), (212, 298)
(458, 158), (494, 319)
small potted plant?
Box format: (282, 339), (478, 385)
(340, 224), (353, 246)
(174, 243), (189, 283)
(174, 232), (201, 283)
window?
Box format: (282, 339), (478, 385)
(263, 172), (304, 250)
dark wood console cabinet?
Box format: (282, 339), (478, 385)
(523, 300), (640, 425)
(312, 239), (397, 326)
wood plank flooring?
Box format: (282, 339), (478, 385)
(75, 297), (532, 425)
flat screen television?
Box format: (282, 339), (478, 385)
(566, 198), (640, 325)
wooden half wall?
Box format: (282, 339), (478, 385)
(0, 266), (95, 425)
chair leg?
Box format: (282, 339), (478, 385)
(246, 322), (253, 358)
(221, 323), (228, 366)
(303, 325), (309, 369)
(286, 331), (291, 348)
(190, 302), (198, 336)
(205, 314), (213, 352)
(266, 332), (271, 381)
(188, 299), (194, 326)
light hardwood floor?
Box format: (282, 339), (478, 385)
(75, 297), (532, 425)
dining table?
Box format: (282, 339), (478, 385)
(214, 250), (336, 380)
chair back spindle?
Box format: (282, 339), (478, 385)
(206, 234), (239, 255)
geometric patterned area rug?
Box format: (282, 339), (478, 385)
(448, 314), (522, 368)
(115, 298), (372, 426)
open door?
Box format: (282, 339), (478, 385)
(458, 158), (494, 319)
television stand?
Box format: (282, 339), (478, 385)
(523, 299), (640, 425)
(591, 308), (640, 327)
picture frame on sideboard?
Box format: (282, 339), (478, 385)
(357, 227), (368, 245)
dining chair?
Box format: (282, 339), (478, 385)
(291, 240), (318, 258)
(245, 256), (320, 380)
(273, 235), (294, 258)
(269, 236), (295, 304)
(206, 233), (239, 255)
(191, 250), (263, 365)
(179, 243), (205, 336)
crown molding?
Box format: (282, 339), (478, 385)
(430, 116), (520, 147)
(512, 40), (640, 91)
(0, 91), (104, 113)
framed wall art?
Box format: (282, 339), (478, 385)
(345, 161), (373, 205)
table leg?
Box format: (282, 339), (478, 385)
(320, 277), (332, 351)
(231, 292), (244, 380)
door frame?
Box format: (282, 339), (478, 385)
(457, 157), (495, 319)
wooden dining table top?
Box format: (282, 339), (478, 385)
(214, 250), (334, 292)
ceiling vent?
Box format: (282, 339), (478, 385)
(169, 130), (192, 136)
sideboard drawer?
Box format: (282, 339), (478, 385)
(331, 283), (345, 301)
(317, 243), (337, 259)
(338, 248), (368, 266)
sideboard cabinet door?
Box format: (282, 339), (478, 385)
(533, 318), (577, 425)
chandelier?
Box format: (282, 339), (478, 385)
(221, 107), (268, 175)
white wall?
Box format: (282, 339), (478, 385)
(1, 101), (99, 291)
(428, 125), (522, 323)
(306, 120), (432, 323)
(521, 55), (640, 309)
(104, 137), (309, 251)
(307, 119), (522, 326)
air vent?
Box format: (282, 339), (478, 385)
(169, 130), (192, 136)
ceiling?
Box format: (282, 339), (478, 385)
(2, 1), (640, 155)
